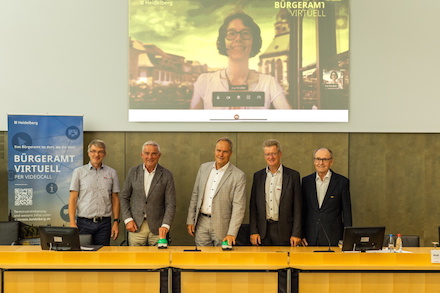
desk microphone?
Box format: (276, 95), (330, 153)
(314, 219), (335, 253)
(184, 245), (201, 252)
(184, 224), (201, 251)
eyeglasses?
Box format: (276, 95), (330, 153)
(225, 29), (252, 41)
(89, 150), (105, 155)
(264, 152), (280, 157)
(314, 157), (332, 162)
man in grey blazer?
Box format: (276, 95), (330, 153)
(301, 148), (352, 247)
(186, 137), (246, 246)
(120, 141), (176, 246)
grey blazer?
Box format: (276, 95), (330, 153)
(120, 163), (176, 234)
(186, 162), (246, 239)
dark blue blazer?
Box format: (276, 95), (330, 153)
(249, 166), (302, 240)
(302, 170), (352, 246)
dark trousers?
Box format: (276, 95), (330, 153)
(76, 217), (111, 246)
(261, 221), (298, 293)
(261, 221), (290, 246)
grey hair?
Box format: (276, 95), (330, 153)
(262, 139), (282, 152)
(216, 137), (233, 151)
(313, 148), (333, 158)
(88, 139), (106, 153)
(142, 141), (161, 153)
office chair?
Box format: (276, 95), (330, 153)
(79, 234), (93, 245)
(0, 221), (21, 245)
(438, 226), (440, 244)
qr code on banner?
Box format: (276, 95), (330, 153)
(15, 188), (33, 206)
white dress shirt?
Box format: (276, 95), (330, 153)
(124, 164), (169, 230)
(315, 170), (332, 208)
(265, 165), (283, 221)
(200, 162), (229, 215)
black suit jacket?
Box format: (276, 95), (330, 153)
(302, 170), (352, 246)
(249, 166), (302, 240)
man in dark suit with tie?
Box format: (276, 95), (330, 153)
(120, 141), (176, 246)
(249, 139), (302, 247)
(301, 148), (352, 247)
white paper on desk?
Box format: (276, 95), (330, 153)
(80, 246), (95, 251)
(365, 249), (413, 253)
(342, 249), (413, 253)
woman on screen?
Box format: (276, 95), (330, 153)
(190, 11), (291, 109)
(325, 70), (343, 89)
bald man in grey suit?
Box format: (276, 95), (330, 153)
(120, 141), (176, 246)
(186, 138), (246, 246)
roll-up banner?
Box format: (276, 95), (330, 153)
(7, 114), (83, 226)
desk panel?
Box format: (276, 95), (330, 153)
(0, 246), (168, 293)
(171, 246), (288, 293)
(286, 247), (440, 293)
(4, 271), (160, 293)
(181, 271), (278, 293)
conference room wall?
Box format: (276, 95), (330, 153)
(349, 133), (440, 248)
(0, 131), (437, 246)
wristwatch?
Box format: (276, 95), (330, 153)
(113, 218), (120, 223)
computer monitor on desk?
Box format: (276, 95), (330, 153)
(39, 226), (81, 251)
(341, 226), (385, 252)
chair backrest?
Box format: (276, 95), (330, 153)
(0, 221), (20, 245)
(383, 235), (420, 247)
(401, 235), (420, 247)
(79, 234), (93, 246)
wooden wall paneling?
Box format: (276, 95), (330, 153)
(349, 133), (439, 246)
(3, 131), (438, 247)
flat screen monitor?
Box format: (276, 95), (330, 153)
(39, 226), (81, 251)
(342, 226), (385, 252)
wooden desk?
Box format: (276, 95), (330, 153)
(169, 246), (289, 293)
(0, 246), (170, 293)
(2, 246), (440, 293)
(284, 247), (440, 293)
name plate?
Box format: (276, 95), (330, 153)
(431, 250), (440, 263)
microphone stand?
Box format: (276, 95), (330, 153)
(184, 225), (201, 251)
(314, 219), (335, 252)
(184, 245), (201, 252)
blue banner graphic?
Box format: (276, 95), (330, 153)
(8, 115), (83, 226)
